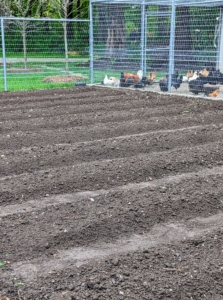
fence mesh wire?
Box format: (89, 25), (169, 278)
(0, 18), (89, 91)
(92, 3), (143, 82)
(1, 3), (223, 95)
(92, 2), (222, 95)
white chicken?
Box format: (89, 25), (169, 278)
(103, 75), (115, 86)
(188, 71), (198, 82)
(182, 75), (188, 82)
(137, 70), (143, 80)
(183, 70), (194, 82)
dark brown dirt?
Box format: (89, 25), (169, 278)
(0, 86), (223, 300)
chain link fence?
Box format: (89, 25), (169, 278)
(0, 17), (90, 91)
(91, 1), (223, 94)
(1, 2), (223, 95)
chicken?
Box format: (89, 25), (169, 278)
(159, 75), (168, 92)
(203, 84), (220, 97)
(137, 70), (143, 80)
(182, 75), (188, 82)
(182, 70), (194, 82)
(189, 79), (220, 96)
(102, 75), (115, 86)
(208, 87), (219, 97)
(109, 76), (120, 87)
(140, 75), (155, 87)
(199, 71), (219, 85)
(172, 75), (183, 90)
(159, 72), (183, 92)
(199, 68), (209, 77)
(192, 67), (223, 85)
(141, 77), (150, 86)
(188, 71), (199, 82)
(146, 70), (156, 84)
(187, 70), (195, 79)
(206, 71), (219, 85)
(120, 70), (143, 87)
(212, 69), (223, 84)
(188, 78), (204, 94)
(121, 72), (135, 81)
(134, 80), (146, 88)
(120, 77), (134, 87)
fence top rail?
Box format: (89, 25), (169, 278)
(0, 16), (89, 22)
(91, 0), (223, 7)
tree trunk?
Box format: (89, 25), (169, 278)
(105, 4), (126, 58)
(98, 4), (107, 43)
(22, 21), (28, 69)
(63, 22), (69, 75)
(67, 0), (74, 39)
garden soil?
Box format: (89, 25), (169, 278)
(0, 86), (223, 300)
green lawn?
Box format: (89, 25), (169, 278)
(0, 61), (88, 91)
(0, 59), (165, 92)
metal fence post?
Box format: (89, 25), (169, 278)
(217, 9), (223, 72)
(140, 1), (145, 75)
(89, 1), (93, 84)
(168, 0), (176, 92)
(1, 17), (7, 92)
(144, 13), (148, 76)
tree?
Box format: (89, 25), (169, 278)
(66, 0), (89, 39)
(97, 4), (107, 44)
(48, 0), (89, 74)
(49, 0), (73, 74)
(4, 0), (43, 69)
(0, 0), (11, 16)
(105, 4), (126, 58)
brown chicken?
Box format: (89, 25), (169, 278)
(208, 87), (219, 97)
(123, 74), (139, 83)
(122, 70), (143, 83)
(146, 70), (156, 83)
(120, 70), (143, 87)
(187, 70), (195, 79)
(199, 68), (209, 77)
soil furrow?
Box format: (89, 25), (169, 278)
(0, 87), (186, 108)
(0, 102), (196, 131)
(0, 124), (222, 176)
(0, 91), (222, 127)
(1, 111), (223, 151)
(2, 228), (223, 300)
(0, 166), (222, 264)
(0, 93), (184, 118)
(0, 86), (223, 300)
(1, 213), (223, 292)
(0, 142), (222, 205)
(1, 164), (222, 218)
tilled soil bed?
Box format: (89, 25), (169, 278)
(0, 86), (223, 300)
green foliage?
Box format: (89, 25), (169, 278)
(187, 7), (219, 50)
(2, 20), (89, 56)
